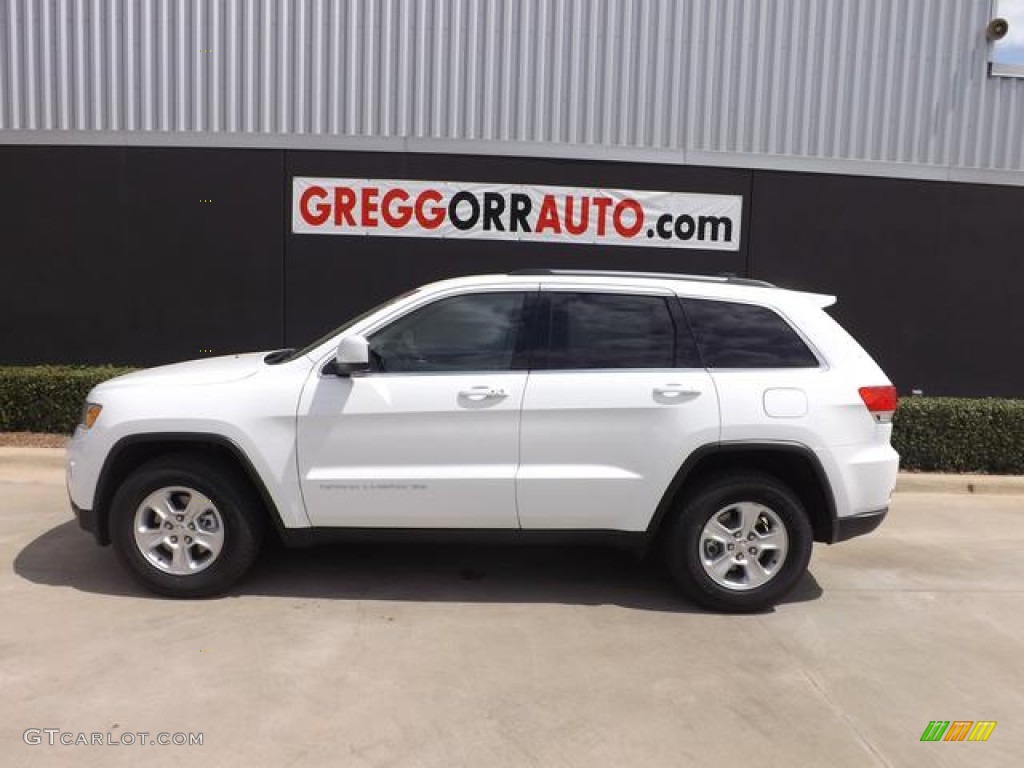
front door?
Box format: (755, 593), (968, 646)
(297, 289), (534, 528)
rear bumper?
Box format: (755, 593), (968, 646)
(71, 500), (109, 546)
(832, 506), (888, 543)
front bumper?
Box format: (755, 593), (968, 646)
(832, 506), (888, 543)
(71, 500), (109, 546)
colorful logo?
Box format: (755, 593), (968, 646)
(920, 721), (996, 742)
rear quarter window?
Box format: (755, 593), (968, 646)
(681, 298), (819, 369)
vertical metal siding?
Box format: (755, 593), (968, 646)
(0, 0), (1022, 175)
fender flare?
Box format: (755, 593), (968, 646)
(646, 441), (839, 543)
(92, 432), (289, 545)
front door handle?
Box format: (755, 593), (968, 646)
(654, 385), (702, 399)
(458, 386), (508, 400)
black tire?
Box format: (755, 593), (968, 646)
(109, 453), (265, 598)
(663, 471), (813, 613)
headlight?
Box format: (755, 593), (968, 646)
(81, 402), (103, 429)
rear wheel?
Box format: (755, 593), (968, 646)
(664, 471), (813, 612)
(110, 454), (264, 597)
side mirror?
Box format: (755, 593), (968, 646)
(329, 335), (371, 376)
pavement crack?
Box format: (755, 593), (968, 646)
(758, 618), (894, 768)
(797, 666), (894, 768)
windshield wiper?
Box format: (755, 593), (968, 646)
(263, 348), (296, 365)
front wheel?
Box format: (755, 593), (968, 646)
(109, 454), (264, 598)
(664, 472), (813, 613)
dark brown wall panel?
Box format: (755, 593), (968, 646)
(118, 147), (284, 363)
(748, 171), (1023, 397)
(0, 146), (123, 363)
(0, 146), (284, 366)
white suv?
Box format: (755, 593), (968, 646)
(67, 270), (899, 612)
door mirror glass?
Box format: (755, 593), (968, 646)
(331, 335), (371, 375)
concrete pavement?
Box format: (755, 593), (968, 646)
(2, 449), (1023, 767)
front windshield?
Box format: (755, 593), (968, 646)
(271, 289), (420, 364)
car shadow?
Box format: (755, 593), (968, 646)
(14, 520), (824, 612)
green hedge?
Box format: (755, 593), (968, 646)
(892, 397), (1024, 474)
(0, 366), (137, 434)
(1, 366), (1022, 473)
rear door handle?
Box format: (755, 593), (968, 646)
(458, 386), (508, 400)
(654, 385), (702, 399)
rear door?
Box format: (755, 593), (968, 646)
(517, 288), (720, 531)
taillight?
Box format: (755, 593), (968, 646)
(859, 386), (898, 423)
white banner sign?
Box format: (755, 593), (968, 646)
(292, 177), (741, 251)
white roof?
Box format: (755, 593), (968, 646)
(419, 271), (837, 309)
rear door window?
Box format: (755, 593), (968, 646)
(541, 292), (695, 369)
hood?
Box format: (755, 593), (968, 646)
(97, 352), (270, 390)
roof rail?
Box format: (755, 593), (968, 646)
(507, 269), (776, 289)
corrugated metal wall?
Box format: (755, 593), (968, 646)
(1, 0), (1021, 183)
